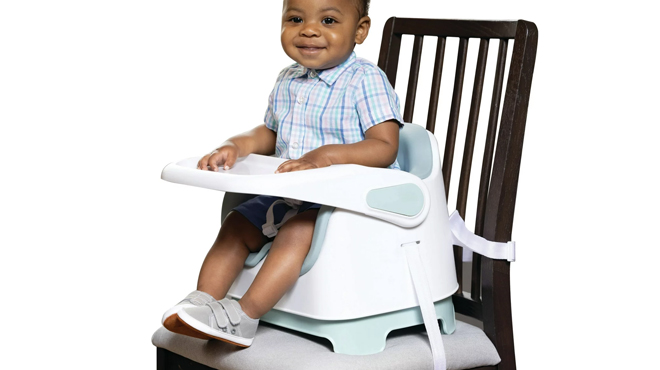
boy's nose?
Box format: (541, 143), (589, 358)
(300, 24), (320, 37)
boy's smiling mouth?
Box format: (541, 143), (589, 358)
(297, 45), (325, 55)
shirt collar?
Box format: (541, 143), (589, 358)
(287, 52), (357, 86)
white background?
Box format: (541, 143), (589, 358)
(1, 1), (658, 369)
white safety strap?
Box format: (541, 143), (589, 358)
(262, 198), (303, 238)
(402, 241), (446, 370)
(448, 211), (516, 262)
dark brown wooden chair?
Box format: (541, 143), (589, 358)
(377, 17), (538, 370)
(153, 17), (538, 370)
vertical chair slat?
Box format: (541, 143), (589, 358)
(471, 39), (509, 300)
(454, 39), (489, 297)
(403, 35), (424, 123)
(377, 18), (402, 88)
(456, 38), (489, 217)
(443, 37), (469, 295)
(475, 39), (509, 236)
(470, 253), (482, 301)
(442, 37), (469, 198)
(426, 37), (447, 133)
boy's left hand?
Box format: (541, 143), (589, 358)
(275, 148), (332, 173)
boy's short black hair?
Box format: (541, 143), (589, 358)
(356, 0), (370, 17)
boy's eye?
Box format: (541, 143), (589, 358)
(289, 17), (303, 23)
(321, 18), (336, 25)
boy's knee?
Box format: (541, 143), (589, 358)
(221, 211), (269, 252)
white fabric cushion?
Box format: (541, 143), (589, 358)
(152, 320), (500, 370)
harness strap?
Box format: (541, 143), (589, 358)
(262, 198), (303, 238)
(402, 241), (447, 370)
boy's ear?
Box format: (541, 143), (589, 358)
(355, 16), (371, 45)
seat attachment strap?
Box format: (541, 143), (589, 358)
(402, 241), (447, 370)
(449, 211), (516, 262)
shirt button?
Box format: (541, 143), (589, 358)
(309, 70), (317, 78)
(291, 142), (299, 149)
(297, 96), (304, 104)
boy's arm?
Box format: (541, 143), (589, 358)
(275, 120), (400, 173)
(198, 124), (276, 171)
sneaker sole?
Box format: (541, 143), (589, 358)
(176, 311), (253, 347)
(163, 313), (214, 340)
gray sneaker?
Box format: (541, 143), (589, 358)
(177, 298), (259, 347)
(162, 290), (215, 340)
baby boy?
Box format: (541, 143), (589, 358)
(162, 0), (403, 347)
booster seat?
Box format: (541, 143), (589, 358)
(162, 123), (514, 365)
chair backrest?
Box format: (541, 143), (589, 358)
(378, 18), (537, 370)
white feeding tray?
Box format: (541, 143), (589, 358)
(161, 154), (431, 228)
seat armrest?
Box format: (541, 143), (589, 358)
(162, 154), (430, 228)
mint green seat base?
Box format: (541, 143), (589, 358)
(261, 296), (455, 355)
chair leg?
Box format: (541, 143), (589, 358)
(157, 347), (166, 370)
(157, 348), (214, 370)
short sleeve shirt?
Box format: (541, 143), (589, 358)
(264, 52), (403, 169)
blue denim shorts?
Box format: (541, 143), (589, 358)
(233, 195), (321, 237)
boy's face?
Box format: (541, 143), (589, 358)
(281, 0), (370, 70)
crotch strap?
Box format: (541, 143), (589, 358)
(262, 198), (303, 238)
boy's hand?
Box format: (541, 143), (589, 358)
(276, 148), (332, 173)
(197, 144), (239, 171)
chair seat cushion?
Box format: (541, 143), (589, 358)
(152, 320), (500, 370)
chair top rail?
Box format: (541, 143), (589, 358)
(390, 18), (519, 39)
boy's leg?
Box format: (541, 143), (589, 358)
(238, 209), (319, 319)
(163, 211), (267, 339)
(196, 211), (270, 299)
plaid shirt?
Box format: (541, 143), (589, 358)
(264, 52), (403, 169)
